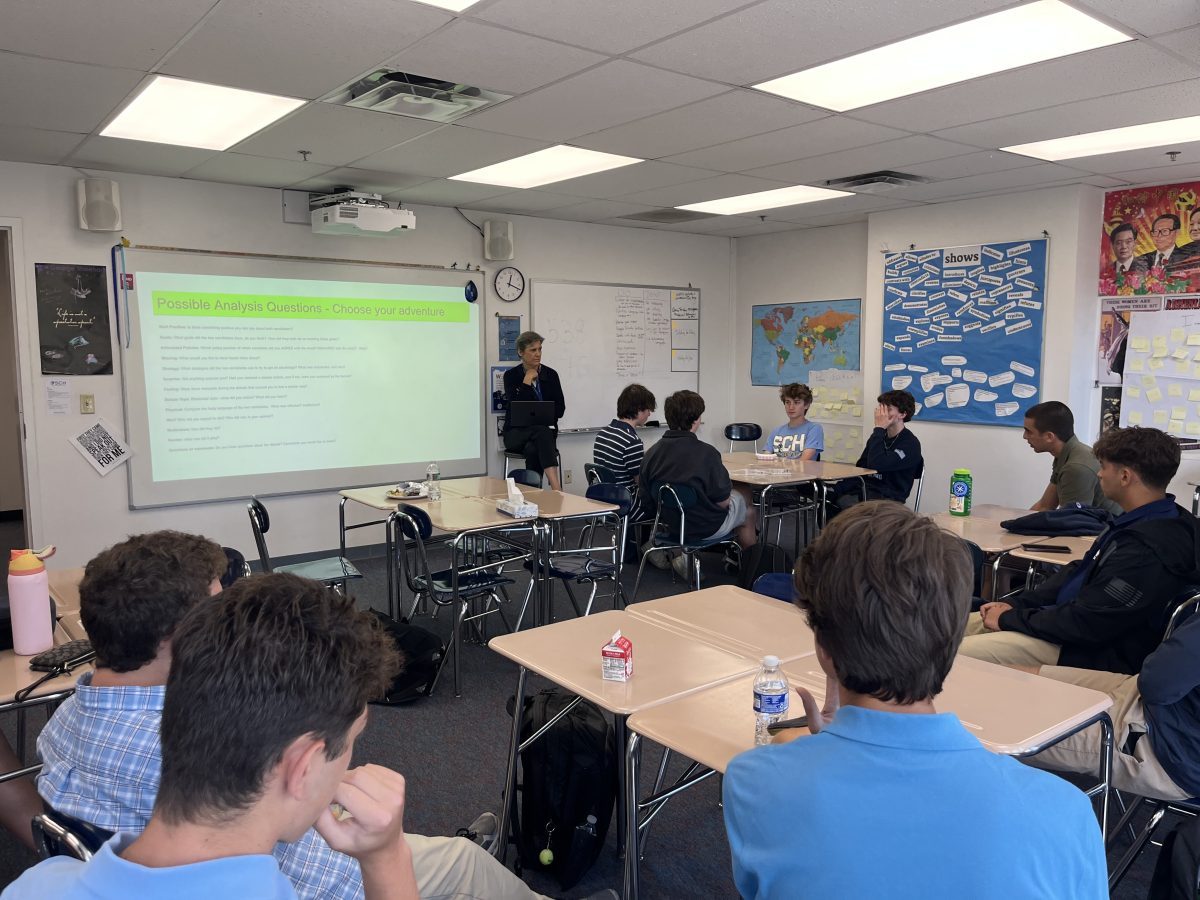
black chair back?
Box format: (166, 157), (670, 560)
(246, 497), (272, 571)
(586, 483), (633, 518)
(509, 468), (542, 488)
(725, 423), (762, 452)
(585, 463), (617, 485)
(32, 808), (114, 862)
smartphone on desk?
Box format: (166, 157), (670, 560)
(1025, 543), (1071, 553)
(766, 715), (809, 735)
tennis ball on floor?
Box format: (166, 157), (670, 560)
(539, 848), (554, 866)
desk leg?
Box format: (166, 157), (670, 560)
(495, 666), (527, 864)
(451, 533), (465, 698)
(1098, 712), (1113, 839)
(757, 485), (771, 547)
(623, 729), (641, 900)
(1193, 485), (1199, 517)
(339, 496), (348, 559)
(615, 714), (629, 857)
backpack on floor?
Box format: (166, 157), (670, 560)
(738, 541), (794, 591)
(508, 688), (617, 890)
(1150, 815), (1200, 900)
(369, 610), (444, 705)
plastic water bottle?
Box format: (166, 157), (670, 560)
(949, 468), (973, 517)
(425, 462), (441, 501)
(9, 550), (53, 656)
(753, 655), (789, 746)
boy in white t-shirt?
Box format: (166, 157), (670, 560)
(766, 383), (823, 459)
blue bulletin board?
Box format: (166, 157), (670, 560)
(880, 239), (1047, 426)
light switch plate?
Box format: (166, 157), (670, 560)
(79, 394), (95, 414)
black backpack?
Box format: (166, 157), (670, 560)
(508, 688), (617, 889)
(369, 611), (445, 705)
(738, 541), (794, 590)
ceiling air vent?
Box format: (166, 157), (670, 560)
(824, 170), (931, 194)
(322, 70), (511, 124)
(618, 209), (718, 224)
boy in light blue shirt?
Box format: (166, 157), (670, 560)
(723, 502), (1106, 900)
(765, 383), (823, 459)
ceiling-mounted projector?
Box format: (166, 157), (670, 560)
(310, 190), (415, 236)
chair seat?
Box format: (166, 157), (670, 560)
(651, 531), (734, 552)
(523, 556), (620, 581)
(417, 570), (514, 600)
(752, 573), (796, 603)
(276, 557), (362, 584)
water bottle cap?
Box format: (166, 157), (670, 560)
(762, 654), (780, 667)
(953, 468), (971, 475)
(9, 549), (45, 575)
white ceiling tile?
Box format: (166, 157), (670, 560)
(1151, 25), (1200, 62)
(547, 161), (721, 199)
(573, 90), (829, 160)
(0, 0), (214, 69)
(539, 199), (666, 222)
(1106, 162), (1200, 184)
(469, 190), (583, 213)
(66, 135), (218, 176)
(655, 215), (756, 234)
(722, 220), (811, 237)
(386, 178), (510, 206)
(934, 78), (1200, 148)
(765, 191), (923, 223)
(630, 0), (1010, 84)
(664, 117), (909, 172)
(459, 60), (727, 142)
(159, 0), (451, 99)
(355, 125), (552, 177)
(784, 198), (922, 227)
(0, 126), (84, 165)
(617, 172), (790, 206)
(901, 150), (1040, 180)
(0, 52), (143, 132)
(182, 153), (334, 189)
(851, 41), (1199, 135)
(746, 135), (977, 184)
(884, 163), (1096, 202)
(1063, 139), (1200, 175)
(1074, 0), (1200, 36)
(290, 168), (432, 194)
(382, 20), (605, 94)
(233, 103), (440, 165)
(474, 0), (758, 55)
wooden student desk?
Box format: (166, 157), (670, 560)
(928, 504), (1061, 599)
(1007, 535), (1096, 589)
(722, 452), (876, 535)
(622, 654), (1114, 900)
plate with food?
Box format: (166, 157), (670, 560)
(385, 482), (429, 500)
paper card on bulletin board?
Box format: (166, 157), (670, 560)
(498, 315), (520, 362)
(879, 239), (1047, 426)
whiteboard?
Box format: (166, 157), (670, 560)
(1121, 308), (1200, 437)
(532, 280), (700, 430)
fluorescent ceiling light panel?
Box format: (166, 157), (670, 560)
(677, 184), (852, 215)
(449, 146), (642, 188)
(1004, 115), (1200, 161)
(754, 0), (1129, 112)
(101, 75), (305, 151)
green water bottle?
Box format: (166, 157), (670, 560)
(949, 469), (972, 517)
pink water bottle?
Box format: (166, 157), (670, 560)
(9, 549), (53, 656)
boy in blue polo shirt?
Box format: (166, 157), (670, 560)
(723, 502), (1106, 900)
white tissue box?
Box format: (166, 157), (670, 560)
(497, 499), (538, 518)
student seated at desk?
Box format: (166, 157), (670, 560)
(6, 571), (418, 900)
(961, 427), (1200, 675)
(764, 383), (822, 459)
(34, 531), (558, 900)
(722, 502), (1105, 900)
(593, 383), (656, 513)
(832, 389), (922, 509)
(1024, 400), (1121, 516)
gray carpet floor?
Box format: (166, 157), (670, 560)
(0, 522), (1171, 897)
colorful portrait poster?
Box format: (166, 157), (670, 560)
(1099, 180), (1200, 296)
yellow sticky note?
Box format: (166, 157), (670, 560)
(1173, 328), (1186, 343)
(1189, 334), (1200, 346)
(1147, 388), (1163, 402)
(1154, 409), (1169, 424)
(1193, 351), (1200, 361)
(1126, 386), (1141, 398)
(1169, 383), (1184, 397)
(1132, 337), (1150, 351)
(1151, 358), (1165, 370)
(1155, 335), (1169, 348)
(1189, 389), (1200, 402)
(1174, 406), (1187, 419)
(1129, 358), (1145, 372)
(1154, 348), (1169, 358)
(1174, 348), (1191, 360)
(1189, 423), (1200, 436)
(1142, 375), (1157, 387)
(849, 405), (862, 416)
(1194, 363), (1200, 378)
(1177, 360), (1191, 374)
(1170, 419), (1186, 435)
(1129, 412), (1144, 425)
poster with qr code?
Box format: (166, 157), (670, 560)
(69, 419), (131, 476)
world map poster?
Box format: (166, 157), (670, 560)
(751, 299), (861, 386)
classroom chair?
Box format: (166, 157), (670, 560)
(32, 808), (114, 862)
(584, 462), (617, 485)
(393, 503), (516, 696)
(503, 449), (561, 477)
(724, 423), (762, 453)
(246, 497), (362, 592)
(632, 483), (740, 597)
(909, 461), (925, 512)
(515, 483), (633, 629)
(1105, 588), (1200, 891)
(508, 468), (542, 488)
(751, 572), (796, 603)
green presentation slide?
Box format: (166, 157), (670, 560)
(135, 271), (482, 483)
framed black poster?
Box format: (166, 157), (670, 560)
(35, 262), (112, 375)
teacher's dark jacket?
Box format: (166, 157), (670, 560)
(502, 363), (565, 430)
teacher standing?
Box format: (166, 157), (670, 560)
(503, 330), (565, 491)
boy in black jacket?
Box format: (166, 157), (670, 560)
(834, 389), (922, 509)
(962, 427), (1200, 675)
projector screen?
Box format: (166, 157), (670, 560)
(119, 249), (485, 508)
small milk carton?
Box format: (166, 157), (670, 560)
(601, 629), (633, 682)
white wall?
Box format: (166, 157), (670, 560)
(732, 186), (1200, 511)
(0, 160), (734, 567)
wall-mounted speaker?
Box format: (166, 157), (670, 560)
(77, 178), (122, 232)
(484, 219), (514, 261)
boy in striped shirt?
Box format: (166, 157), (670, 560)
(593, 384), (656, 513)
